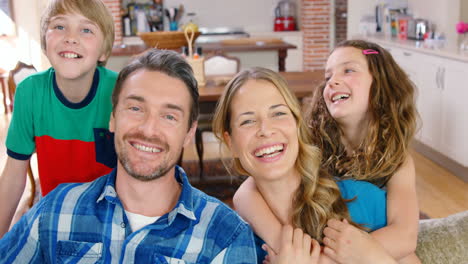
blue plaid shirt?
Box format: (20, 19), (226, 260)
(0, 166), (257, 263)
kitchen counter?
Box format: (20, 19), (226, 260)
(361, 34), (468, 63)
(111, 40), (296, 71)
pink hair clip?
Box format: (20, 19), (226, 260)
(363, 49), (379, 55)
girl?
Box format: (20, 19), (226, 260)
(233, 40), (420, 263)
(212, 67), (395, 263)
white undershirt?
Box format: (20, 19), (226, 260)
(124, 210), (160, 232)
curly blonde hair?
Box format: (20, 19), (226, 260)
(306, 40), (418, 187)
(212, 67), (358, 241)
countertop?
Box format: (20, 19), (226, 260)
(361, 34), (468, 63)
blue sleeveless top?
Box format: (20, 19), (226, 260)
(255, 179), (387, 262)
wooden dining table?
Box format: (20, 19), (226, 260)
(199, 70), (325, 103)
(198, 70), (325, 116)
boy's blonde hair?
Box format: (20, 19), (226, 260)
(40, 0), (115, 66)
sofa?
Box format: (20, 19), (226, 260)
(416, 210), (468, 264)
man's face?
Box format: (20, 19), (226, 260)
(110, 69), (196, 181)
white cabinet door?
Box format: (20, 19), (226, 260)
(417, 54), (444, 149)
(281, 34), (303, 71)
(389, 48), (426, 142)
(439, 59), (468, 166)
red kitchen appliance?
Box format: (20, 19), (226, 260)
(274, 0), (297, 31)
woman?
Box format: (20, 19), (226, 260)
(212, 67), (394, 263)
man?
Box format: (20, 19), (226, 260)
(0, 49), (257, 263)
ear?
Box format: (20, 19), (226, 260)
(98, 51), (108, 64)
(109, 112), (115, 133)
(183, 121), (198, 148)
(223, 131), (238, 157)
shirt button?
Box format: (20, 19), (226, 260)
(121, 222), (126, 228)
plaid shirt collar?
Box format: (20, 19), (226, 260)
(97, 166), (197, 225)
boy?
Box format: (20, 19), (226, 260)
(0, 0), (117, 237)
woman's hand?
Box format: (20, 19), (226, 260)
(264, 225), (320, 264)
(323, 219), (397, 264)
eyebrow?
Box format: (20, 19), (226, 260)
(124, 95), (185, 114)
(235, 103), (288, 119)
(49, 16), (97, 27)
(325, 60), (360, 74)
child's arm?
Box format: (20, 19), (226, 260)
(0, 157), (29, 238)
(233, 177), (282, 253)
(370, 154), (419, 260)
(322, 155), (419, 262)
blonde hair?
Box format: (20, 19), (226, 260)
(307, 40), (418, 186)
(212, 67), (357, 241)
(40, 0), (115, 66)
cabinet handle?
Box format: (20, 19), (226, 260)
(403, 52), (412, 56)
(436, 67), (441, 89)
(440, 67), (445, 90)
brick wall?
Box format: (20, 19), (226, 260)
(301, 0), (331, 71)
(103, 0), (122, 45)
(335, 0), (347, 44)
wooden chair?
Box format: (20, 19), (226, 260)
(195, 53), (240, 178)
(8, 62), (37, 112)
(8, 61), (38, 208)
(204, 53), (240, 76)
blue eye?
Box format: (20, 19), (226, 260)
(55, 25), (64, 30)
(273, 112), (286, 117)
(129, 106), (140, 112)
(344, 68), (354, 73)
(165, 115), (176, 121)
(240, 119), (254, 126)
(82, 28), (92, 33)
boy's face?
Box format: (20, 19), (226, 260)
(45, 12), (106, 82)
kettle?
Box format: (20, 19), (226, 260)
(407, 19), (429, 40)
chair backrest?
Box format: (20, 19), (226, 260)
(8, 61), (37, 110)
(204, 53), (240, 76)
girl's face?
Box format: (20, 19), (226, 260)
(323, 47), (373, 126)
(224, 80), (300, 183)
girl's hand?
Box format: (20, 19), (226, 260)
(264, 225), (320, 264)
(323, 219), (396, 264)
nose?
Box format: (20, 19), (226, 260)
(138, 113), (161, 138)
(328, 76), (341, 87)
(256, 119), (275, 138)
(64, 30), (79, 44)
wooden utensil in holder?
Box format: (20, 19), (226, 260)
(184, 27), (206, 86)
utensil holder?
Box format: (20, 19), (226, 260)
(186, 57), (206, 87)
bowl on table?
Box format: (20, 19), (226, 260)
(138, 31), (201, 49)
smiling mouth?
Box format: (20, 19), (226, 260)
(254, 144), (284, 158)
(331, 93), (350, 103)
(59, 52), (83, 59)
(131, 142), (162, 153)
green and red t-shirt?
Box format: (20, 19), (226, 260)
(6, 66), (118, 195)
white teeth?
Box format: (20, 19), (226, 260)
(254, 144), (284, 157)
(133, 143), (161, 153)
(61, 53), (79, 59)
(332, 93), (350, 102)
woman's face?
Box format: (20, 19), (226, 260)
(224, 80), (299, 182)
(323, 47), (373, 126)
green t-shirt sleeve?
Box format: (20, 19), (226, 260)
(6, 77), (36, 158)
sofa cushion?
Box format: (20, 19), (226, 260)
(416, 210), (468, 264)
